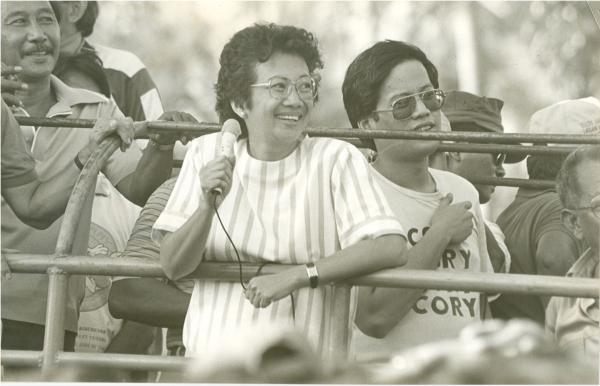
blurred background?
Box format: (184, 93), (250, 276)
(90, 1), (600, 219)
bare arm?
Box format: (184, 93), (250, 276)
(355, 194), (475, 338)
(115, 111), (196, 206)
(115, 144), (173, 206)
(245, 234), (409, 309)
(160, 155), (234, 280)
(1, 162), (80, 229)
(104, 320), (155, 355)
(108, 278), (190, 328)
(354, 225), (451, 338)
(536, 231), (579, 307)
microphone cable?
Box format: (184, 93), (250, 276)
(212, 193), (296, 323)
(213, 193), (246, 291)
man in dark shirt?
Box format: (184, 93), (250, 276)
(491, 97), (599, 324)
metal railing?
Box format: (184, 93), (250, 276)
(3, 117), (599, 377)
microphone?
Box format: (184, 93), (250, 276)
(213, 119), (242, 195)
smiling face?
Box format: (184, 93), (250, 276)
(366, 60), (441, 161)
(1, 1), (60, 82)
(239, 52), (314, 156)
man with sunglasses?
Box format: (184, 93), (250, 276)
(546, 145), (600, 360)
(439, 91), (527, 275)
(342, 40), (494, 362)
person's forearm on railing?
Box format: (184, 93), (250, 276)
(355, 193), (475, 338)
(108, 278), (190, 328)
(242, 234), (408, 309)
(355, 226), (451, 338)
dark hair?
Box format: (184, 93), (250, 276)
(77, 1), (98, 37)
(50, 1), (98, 37)
(342, 40), (438, 150)
(49, 1), (61, 22)
(215, 23), (323, 136)
(53, 45), (111, 98)
(526, 154), (567, 181)
(556, 145), (600, 209)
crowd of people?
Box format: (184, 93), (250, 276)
(1, 1), (598, 383)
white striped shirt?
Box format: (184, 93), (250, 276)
(153, 134), (404, 356)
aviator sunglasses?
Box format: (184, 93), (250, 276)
(373, 89), (446, 120)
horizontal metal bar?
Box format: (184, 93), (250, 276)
(436, 143), (575, 155)
(4, 254), (165, 277)
(468, 176), (554, 189)
(0, 350), (189, 371)
(14, 116), (600, 144)
(350, 269), (599, 298)
(0, 350), (42, 366)
(3, 254), (597, 298)
(57, 352), (189, 371)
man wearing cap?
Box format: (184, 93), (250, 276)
(490, 97), (598, 325)
(437, 91), (525, 274)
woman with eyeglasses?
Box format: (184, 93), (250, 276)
(152, 24), (408, 357)
(342, 40), (495, 362)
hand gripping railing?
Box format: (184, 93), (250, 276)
(3, 117), (600, 377)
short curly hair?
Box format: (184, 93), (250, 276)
(215, 23), (323, 137)
(342, 40), (438, 150)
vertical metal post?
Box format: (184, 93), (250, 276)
(40, 267), (68, 375)
(326, 285), (352, 361)
(39, 138), (119, 377)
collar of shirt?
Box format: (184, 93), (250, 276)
(566, 248), (598, 279)
(13, 75), (107, 118)
(48, 75), (108, 116)
(516, 187), (556, 199)
(12, 75), (108, 150)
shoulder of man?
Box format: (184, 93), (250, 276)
(92, 43), (149, 78)
(430, 167), (479, 199)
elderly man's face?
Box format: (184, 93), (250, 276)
(573, 159), (600, 253)
(1, 1), (60, 82)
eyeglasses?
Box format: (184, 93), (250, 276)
(493, 153), (507, 167)
(250, 75), (317, 101)
(570, 205), (600, 219)
(373, 89), (446, 120)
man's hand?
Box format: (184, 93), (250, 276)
(148, 111), (197, 146)
(77, 117), (135, 164)
(431, 193), (474, 245)
(1, 63), (27, 107)
(199, 155), (235, 207)
(244, 266), (303, 308)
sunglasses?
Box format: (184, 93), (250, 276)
(493, 153), (507, 167)
(373, 89), (446, 120)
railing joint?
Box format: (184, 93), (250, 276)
(46, 266), (66, 275)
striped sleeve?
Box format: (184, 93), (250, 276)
(113, 177), (176, 282)
(151, 136), (216, 242)
(330, 143), (404, 248)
